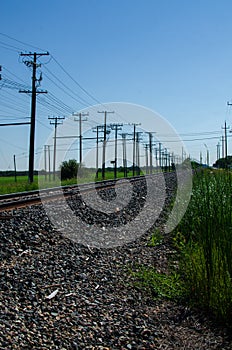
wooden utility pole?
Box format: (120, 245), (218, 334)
(145, 132), (156, 174)
(93, 125), (104, 178)
(136, 132), (143, 175)
(222, 121), (230, 168)
(145, 144), (149, 174)
(48, 145), (51, 181)
(48, 116), (65, 180)
(13, 155), (17, 182)
(121, 133), (128, 177)
(129, 123), (141, 176)
(109, 123), (123, 179)
(159, 143), (162, 169)
(44, 145), (47, 180)
(149, 133), (153, 174)
(98, 111), (114, 179)
(216, 142), (220, 166)
(73, 112), (88, 168)
(44, 145), (51, 180)
(221, 136), (225, 158)
(19, 51), (49, 183)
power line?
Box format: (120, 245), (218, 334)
(42, 65), (91, 107)
(51, 55), (103, 106)
(3, 67), (29, 85)
(0, 40), (22, 52)
(0, 122), (30, 126)
(158, 135), (223, 142)
(0, 32), (46, 52)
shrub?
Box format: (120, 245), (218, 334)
(60, 159), (79, 180)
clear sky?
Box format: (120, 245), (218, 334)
(1, 0), (232, 170)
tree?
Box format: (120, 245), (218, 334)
(213, 156), (232, 169)
(60, 159), (79, 180)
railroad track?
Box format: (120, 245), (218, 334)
(0, 175), (149, 213)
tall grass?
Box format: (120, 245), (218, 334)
(174, 169), (232, 322)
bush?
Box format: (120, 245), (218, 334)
(60, 159), (79, 180)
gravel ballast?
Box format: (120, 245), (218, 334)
(1, 175), (232, 349)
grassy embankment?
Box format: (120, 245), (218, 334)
(133, 169), (232, 325)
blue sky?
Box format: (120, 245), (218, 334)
(1, 0), (232, 170)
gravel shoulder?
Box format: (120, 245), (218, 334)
(1, 202), (232, 349)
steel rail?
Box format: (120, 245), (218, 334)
(0, 174), (150, 212)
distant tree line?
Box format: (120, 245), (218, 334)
(0, 170), (40, 177)
(213, 156), (232, 169)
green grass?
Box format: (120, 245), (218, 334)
(0, 176), (39, 194)
(0, 175), (97, 194)
(132, 169), (232, 325)
(0, 169), (145, 194)
(173, 169), (232, 323)
(131, 265), (185, 300)
(147, 229), (163, 247)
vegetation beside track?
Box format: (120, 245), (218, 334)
(175, 169), (232, 323)
(134, 169), (232, 326)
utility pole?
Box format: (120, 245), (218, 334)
(148, 133), (153, 174)
(135, 132), (143, 175)
(44, 145), (51, 180)
(110, 123), (123, 179)
(159, 142), (162, 170)
(204, 144), (209, 166)
(121, 133), (128, 177)
(19, 51), (49, 183)
(13, 155), (17, 182)
(155, 148), (158, 169)
(136, 132), (140, 175)
(93, 125), (104, 179)
(216, 142), (220, 160)
(48, 145), (51, 181)
(207, 149), (209, 167)
(221, 136), (224, 159)
(181, 146), (184, 164)
(145, 144), (149, 174)
(44, 145), (47, 180)
(222, 121), (230, 168)
(73, 112), (88, 168)
(171, 152), (174, 170)
(98, 111), (114, 179)
(48, 116), (65, 180)
(129, 123), (141, 176)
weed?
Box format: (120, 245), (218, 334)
(131, 266), (185, 300)
(147, 229), (163, 247)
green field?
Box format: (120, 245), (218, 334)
(0, 176), (39, 194)
(0, 169), (145, 195)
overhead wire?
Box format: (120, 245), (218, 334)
(50, 55), (102, 106)
(42, 64), (92, 107)
(0, 32), (46, 52)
